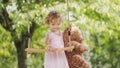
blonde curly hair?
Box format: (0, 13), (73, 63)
(45, 11), (63, 25)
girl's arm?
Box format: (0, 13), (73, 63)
(45, 33), (51, 47)
(45, 33), (56, 52)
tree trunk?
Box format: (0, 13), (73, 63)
(15, 38), (28, 68)
(16, 47), (27, 68)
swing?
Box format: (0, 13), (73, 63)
(25, 0), (74, 53)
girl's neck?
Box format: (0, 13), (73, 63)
(50, 29), (61, 36)
(50, 29), (59, 32)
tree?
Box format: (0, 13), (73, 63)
(0, 0), (39, 68)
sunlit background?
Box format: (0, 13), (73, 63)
(0, 0), (120, 68)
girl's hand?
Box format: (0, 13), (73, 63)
(46, 45), (57, 52)
(49, 48), (57, 52)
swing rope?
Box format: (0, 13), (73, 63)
(25, 0), (74, 53)
(67, 0), (69, 24)
(66, 0), (71, 46)
(26, 0), (31, 48)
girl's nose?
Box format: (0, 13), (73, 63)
(55, 26), (59, 29)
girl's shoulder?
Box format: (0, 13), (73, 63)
(46, 30), (63, 36)
(46, 30), (53, 37)
(60, 30), (63, 33)
(59, 30), (63, 34)
(45, 30), (51, 37)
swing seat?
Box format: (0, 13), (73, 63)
(25, 46), (74, 53)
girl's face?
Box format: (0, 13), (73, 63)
(49, 23), (61, 32)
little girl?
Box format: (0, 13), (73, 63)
(44, 11), (69, 68)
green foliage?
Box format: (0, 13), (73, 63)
(0, 0), (120, 68)
(0, 25), (17, 68)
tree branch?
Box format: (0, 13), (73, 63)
(2, 0), (9, 3)
(20, 20), (39, 48)
(0, 8), (13, 31)
(16, 0), (22, 10)
(0, 0), (19, 45)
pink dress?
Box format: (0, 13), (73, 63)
(44, 30), (69, 68)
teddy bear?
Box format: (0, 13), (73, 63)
(63, 24), (90, 68)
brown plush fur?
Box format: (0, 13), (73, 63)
(63, 24), (90, 68)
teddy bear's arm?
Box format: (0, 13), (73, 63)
(70, 41), (88, 54)
(74, 42), (88, 54)
(73, 29), (83, 43)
